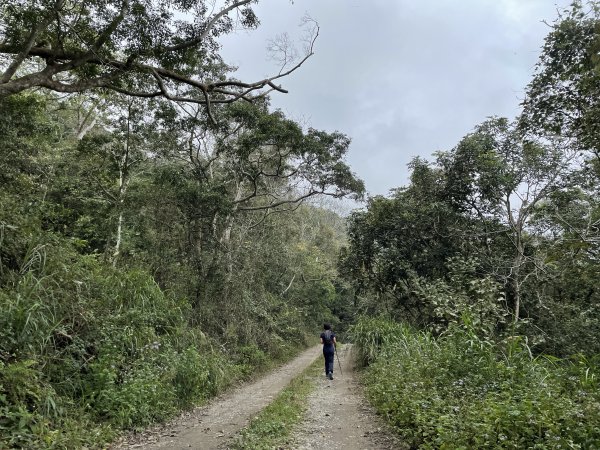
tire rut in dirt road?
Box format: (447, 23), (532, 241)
(111, 345), (321, 450)
(289, 344), (405, 450)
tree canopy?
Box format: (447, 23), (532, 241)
(0, 0), (316, 122)
(521, 0), (600, 170)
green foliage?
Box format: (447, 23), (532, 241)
(342, 112), (598, 352)
(353, 318), (600, 449)
(340, 167), (467, 321)
(0, 89), (354, 447)
(2, 3), (600, 448)
(413, 258), (509, 337)
(522, 0), (600, 157)
(0, 220), (283, 446)
(0, 94), (60, 191)
(0, 0), (269, 102)
(349, 317), (418, 366)
(234, 345), (270, 378)
(341, 8), (600, 443)
(0, 360), (58, 449)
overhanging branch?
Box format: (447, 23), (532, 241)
(0, 1), (317, 119)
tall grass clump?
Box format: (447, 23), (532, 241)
(0, 231), (239, 448)
(351, 317), (600, 449)
(350, 316), (438, 366)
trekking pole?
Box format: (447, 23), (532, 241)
(334, 344), (343, 377)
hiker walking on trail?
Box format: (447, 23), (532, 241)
(320, 323), (337, 380)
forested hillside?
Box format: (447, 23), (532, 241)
(0, 86), (364, 449)
(344, 2), (600, 448)
(0, 87), (369, 447)
(0, 1), (363, 447)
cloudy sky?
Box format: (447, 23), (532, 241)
(220, 0), (570, 197)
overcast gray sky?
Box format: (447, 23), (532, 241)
(220, 0), (569, 196)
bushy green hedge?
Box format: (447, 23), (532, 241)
(351, 317), (600, 449)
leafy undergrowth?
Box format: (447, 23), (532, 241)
(231, 358), (322, 450)
(0, 233), (309, 449)
(351, 317), (600, 449)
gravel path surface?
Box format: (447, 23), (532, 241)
(289, 344), (405, 450)
(111, 345), (321, 450)
(111, 343), (404, 450)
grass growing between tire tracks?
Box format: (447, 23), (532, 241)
(231, 354), (325, 449)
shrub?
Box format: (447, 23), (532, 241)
(353, 317), (600, 449)
(0, 230), (247, 446)
(349, 317), (418, 366)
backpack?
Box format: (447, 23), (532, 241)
(323, 330), (333, 345)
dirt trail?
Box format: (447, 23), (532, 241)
(289, 344), (405, 450)
(112, 345), (321, 450)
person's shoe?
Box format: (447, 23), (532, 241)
(325, 372), (330, 378)
(328, 372), (333, 380)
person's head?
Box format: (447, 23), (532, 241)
(323, 323), (331, 330)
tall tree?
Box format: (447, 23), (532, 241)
(341, 158), (467, 321)
(521, 0), (600, 174)
(439, 117), (579, 322)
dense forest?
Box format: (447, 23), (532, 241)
(0, 1), (362, 447)
(345, 2), (600, 448)
(1, 0), (600, 449)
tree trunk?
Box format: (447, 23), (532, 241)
(111, 164), (128, 267)
(110, 102), (132, 267)
(512, 229), (525, 323)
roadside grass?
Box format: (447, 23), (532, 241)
(351, 317), (600, 449)
(231, 354), (324, 450)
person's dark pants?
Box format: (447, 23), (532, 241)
(323, 348), (334, 374)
